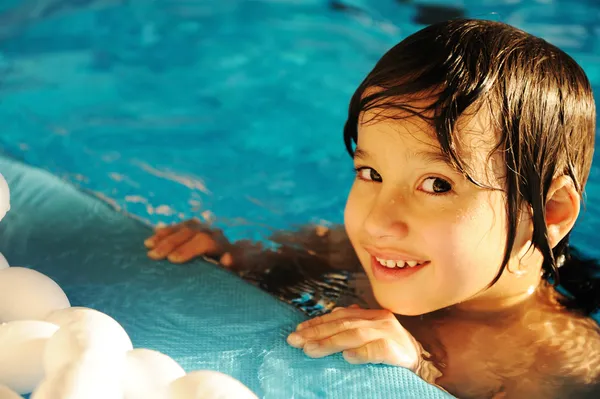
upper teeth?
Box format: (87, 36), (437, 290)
(376, 257), (421, 268)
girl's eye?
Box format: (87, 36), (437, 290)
(420, 177), (452, 194)
(355, 167), (382, 182)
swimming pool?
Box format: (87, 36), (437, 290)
(0, 0), (599, 253)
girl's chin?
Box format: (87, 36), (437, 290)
(371, 291), (441, 316)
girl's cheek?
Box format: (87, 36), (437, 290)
(344, 192), (363, 236)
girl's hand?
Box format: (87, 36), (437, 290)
(286, 306), (421, 369)
(144, 219), (234, 266)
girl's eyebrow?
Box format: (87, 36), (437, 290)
(353, 148), (370, 160)
(353, 147), (453, 166)
(413, 149), (453, 166)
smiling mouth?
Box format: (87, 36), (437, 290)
(374, 257), (426, 269)
(369, 256), (430, 281)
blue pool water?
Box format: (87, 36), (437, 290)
(0, 0), (599, 255)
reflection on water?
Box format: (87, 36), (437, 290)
(0, 0), (598, 251)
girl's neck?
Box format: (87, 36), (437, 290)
(453, 261), (545, 314)
(453, 287), (538, 313)
(446, 280), (565, 322)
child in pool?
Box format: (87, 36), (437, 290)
(144, 19), (600, 399)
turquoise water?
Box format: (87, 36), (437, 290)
(0, 0), (599, 255)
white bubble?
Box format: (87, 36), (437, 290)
(123, 349), (185, 399)
(0, 253), (8, 271)
(31, 354), (124, 399)
(44, 307), (132, 376)
(0, 320), (59, 394)
(0, 268), (70, 323)
(0, 172), (9, 222)
(0, 384), (23, 399)
(167, 371), (257, 399)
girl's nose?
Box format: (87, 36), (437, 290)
(363, 195), (409, 240)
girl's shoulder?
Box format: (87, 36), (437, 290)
(522, 282), (600, 388)
(424, 284), (600, 398)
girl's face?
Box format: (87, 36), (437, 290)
(344, 107), (537, 315)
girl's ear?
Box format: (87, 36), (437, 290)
(545, 176), (580, 248)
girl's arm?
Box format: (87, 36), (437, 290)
(144, 220), (362, 272)
(145, 220), (371, 313)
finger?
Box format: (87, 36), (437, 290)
(144, 225), (178, 248)
(331, 304), (361, 314)
(147, 228), (197, 260)
(296, 308), (385, 331)
(219, 252), (234, 267)
(302, 327), (381, 359)
(343, 338), (415, 367)
(167, 232), (220, 264)
(288, 318), (368, 348)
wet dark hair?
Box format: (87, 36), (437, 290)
(343, 19), (600, 314)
